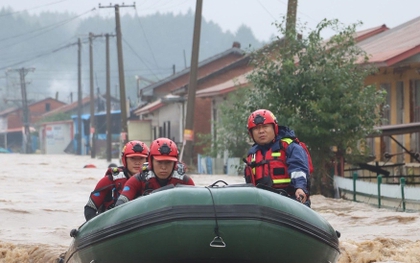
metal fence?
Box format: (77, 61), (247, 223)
(334, 175), (420, 212)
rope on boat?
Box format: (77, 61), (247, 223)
(205, 186), (226, 248)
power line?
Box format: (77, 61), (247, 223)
(0, 8), (95, 46)
(122, 37), (161, 80)
(0, 0), (69, 17)
(133, 7), (159, 67)
(0, 41), (79, 71)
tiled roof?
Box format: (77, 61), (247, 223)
(133, 99), (164, 115)
(358, 16), (420, 66)
(196, 73), (251, 98)
(354, 24), (389, 42)
(0, 97), (66, 116)
(141, 46), (245, 96)
(133, 94), (185, 115)
(42, 96), (91, 117)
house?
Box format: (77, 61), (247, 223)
(39, 94), (122, 155)
(41, 93), (120, 119)
(0, 97), (66, 152)
(134, 42), (253, 158)
(359, 16), (420, 167)
(195, 18), (420, 176)
(194, 26), (391, 146)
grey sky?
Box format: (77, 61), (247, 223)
(2, 0), (420, 41)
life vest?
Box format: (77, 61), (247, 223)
(98, 167), (129, 211)
(244, 138), (295, 194)
(135, 164), (192, 196)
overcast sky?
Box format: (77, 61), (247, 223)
(2, 0), (420, 41)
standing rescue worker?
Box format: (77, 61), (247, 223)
(115, 137), (195, 206)
(84, 140), (149, 221)
(244, 109), (311, 207)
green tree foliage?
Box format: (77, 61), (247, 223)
(238, 18), (385, 196)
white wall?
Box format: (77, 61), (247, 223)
(155, 103), (183, 143)
(42, 122), (73, 154)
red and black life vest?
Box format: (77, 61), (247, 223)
(93, 167), (129, 212)
(244, 138), (295, 194)
(136, 169), (194, 196)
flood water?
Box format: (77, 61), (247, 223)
(0, 154), (419, 263)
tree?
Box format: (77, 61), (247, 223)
(238, 18), (385, 196)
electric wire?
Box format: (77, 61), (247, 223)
(0, 8), (95, 44)
(0, 11), (95, 61)
(135, 0), (191, 13)
(0, 0), (69, 17)
(122, 37), (163, 81)
(0, 39), (84, 71)
(133, 7), (159, 68)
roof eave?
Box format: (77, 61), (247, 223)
(384, 45), (420, 66)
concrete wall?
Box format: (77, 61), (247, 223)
(40, 120), (73, 154)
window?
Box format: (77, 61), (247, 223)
(411, 79), (420, 158)
(412, 80), (420, 122)
(396, 81), (404, 124)
(395, 81), (404, 163)
(45, 103), (51, 112)
(379, 83), (392, 159)
(379, 83), (390, 125)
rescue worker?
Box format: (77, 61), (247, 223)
(84, 140), (149, 221)
(115, 137), (195, 206)
(244, 109), (311, 207)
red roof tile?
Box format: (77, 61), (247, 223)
(134, 99), (164, 115)
(358, 16), (420, 66)
(196, 73), (251, 98)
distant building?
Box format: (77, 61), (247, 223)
(0, 97), (66, 152)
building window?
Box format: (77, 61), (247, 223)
(396, 81), (404, 124)
(411, 79), (420, 158)
(412, 80), (420, 122)
(45, 103), (51, 112)
(380, 83), (391, 125)
(379, 83), (391, 159)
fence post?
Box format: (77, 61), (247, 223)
(377, 175), (382, 208)
(352, 172), (358, 202)
(400, 177), (406, 212)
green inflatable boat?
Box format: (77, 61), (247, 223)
(64, 182), (340, 263)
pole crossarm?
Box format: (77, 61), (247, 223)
(98, 2), (135, 146)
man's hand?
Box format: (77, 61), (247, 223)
(295, 188), (307, 203)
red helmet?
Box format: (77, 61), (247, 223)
(247, 109), (278, 135)
(121, 140), (150, 167)
(148, 138), (178, 169)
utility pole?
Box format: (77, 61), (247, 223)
(285, 0), (298, 46)
(77, 37), (82, 155)
(286, 0), (298, 35)
(99, 3), (135, 147)
(182, 0), (203, 166)
(105, 33), (114, 162)
(89, 32), (104, 158)
(89, 32), (95, 158)
(8, 67), (35, 153)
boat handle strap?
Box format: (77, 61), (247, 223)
(205, 186), (227, 248)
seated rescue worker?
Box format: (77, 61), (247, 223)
(84, 140), (149, 221)
(115, 137), (195, 206)
(244, 109), (311, 207)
